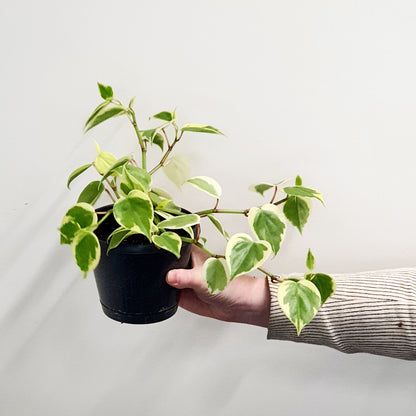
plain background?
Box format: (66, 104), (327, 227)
(1, 1), (415, 415)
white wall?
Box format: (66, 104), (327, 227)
(1, 1), (415, 415)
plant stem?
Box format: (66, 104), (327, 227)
(94, 209), (113, 229)
(129, 109), (147, 170)
(149, 129), (183, 175)
(258, 267), (282, 282)
(274, 195), (288, 206)
(195, 208), (248, 217)
(104, 189), (116, 203)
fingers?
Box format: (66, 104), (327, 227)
(166, 245), (209, 290)
(166, 267), (206, 291)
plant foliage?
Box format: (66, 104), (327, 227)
(60, 82), (336, 333)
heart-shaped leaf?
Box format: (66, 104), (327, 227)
(163, 154), (191, 188)
(113, 193), (153, 240)
(152, 232), (182, 258)
(248, 204), (286, 256)
(225, 233), (271, 279)
(187, 176), (222, 198)
(277, 279), (321, 335)
(283, 196), (310, 234)
(120, 164), (151, 195)
(305, 273), (336, 305)
(72, 230), (101, 278)
(203, 258), (230, 294)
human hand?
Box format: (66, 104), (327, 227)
(166, 245), (270, 327)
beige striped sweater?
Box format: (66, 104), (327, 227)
(267, 268), (416, 360)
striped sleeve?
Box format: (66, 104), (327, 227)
(267, 268), (416, 360)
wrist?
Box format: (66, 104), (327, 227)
(229, 276), (270, 328)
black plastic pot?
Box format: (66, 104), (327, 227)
(93, 205), (194, 324)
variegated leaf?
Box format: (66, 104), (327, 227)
(277, 279), (321, 335)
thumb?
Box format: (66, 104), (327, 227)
(166, 267), (206, 291)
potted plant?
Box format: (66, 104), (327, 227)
(59, 83), (336, 333)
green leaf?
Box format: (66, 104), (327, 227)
(181, 123), (224, 135)
(225, 233), (272, 279)
(152, 133), (164, 151)
(295, 175), (303, 186)
(72, 230), (101, 277)
(142, 128), (165, 150)
(283, 196), (310, 234)
(107, 227), (135, 254)
(155, 199), (182, 215)
(305, 273), (336, 305)
(85, 105), (127, 132)
(207, 215), (229, 239)
(151, 188), (172, 200)
(100, 154), (133, 183)
(203, 258), (230, 294)
(85, 101), (110, 130)
(306, 249), (315, 272)
(152, 232), (182, 258)
(94, 151), (118, 175)
(248, 204), (286, 256)
(158, 214), (200, 230)
(283, 186), (324, 205)
(163, 154), (191, 188)
(113, 193), (153, 240)
(187, 176), (222, 198)
(277, 279), (322, 335)
(249, 183), (274, 196)
(59, 216), (81, 245)
(152, 111), (176, 122)
(120, 164), (152, 196)
(65, 203), (97, 228)
(97, 83), (113, 100)
(77, 181), (105, 205)
(67, 163), (93, 189)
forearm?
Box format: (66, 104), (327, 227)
(267, 268), (416, 360)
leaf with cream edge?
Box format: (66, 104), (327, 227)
(278, 279), (322, 335)
(157, 214), (200, 230)
(120, 164), (151, 196)
(85, 105), (126, 132)
(248, 204), (286, 256)
(67, 163), (93, 188)
(100, 154), (133, 183)
(152, 232), (182, 258)
(113, 191), (153, 240)
(94, 142), (118, 175)
(155, 211), (195, 239)
(283, 186), (324, 205)
(225, 233), (272, 279)
(65, 203), (97, 229)
(187, 176), (222, 198)
(59, 216), (81, 245)
(163, 154), (191, 188)
(203, 258), (230, 294)
(72, 230), (101, 278)
(181, 123), (224, 135)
